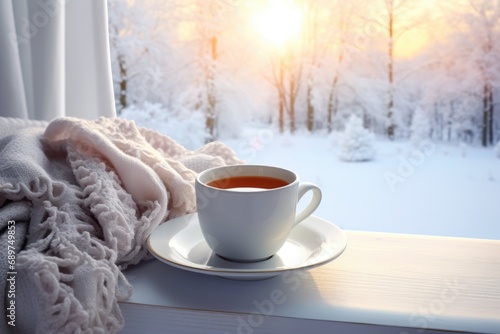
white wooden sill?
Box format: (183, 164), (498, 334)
(119, 231), (500, 334)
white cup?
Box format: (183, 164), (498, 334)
(195, 165), (322, 262)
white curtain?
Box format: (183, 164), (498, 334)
(0, 0), (116, 121)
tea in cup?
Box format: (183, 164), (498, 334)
(195, 165), (322, 262)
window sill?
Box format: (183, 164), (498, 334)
(119, 231), (500, 334)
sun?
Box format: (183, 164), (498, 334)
(254, 1), (304, 49)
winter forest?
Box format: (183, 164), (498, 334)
(108, 0), (500, 149)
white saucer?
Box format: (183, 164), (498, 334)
(147, 213), (347, 280)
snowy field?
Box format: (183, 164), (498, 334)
(121, 113), (500, 240)
(218, 126), (500, 241)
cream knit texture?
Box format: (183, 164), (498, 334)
(0, 116), (243, 333)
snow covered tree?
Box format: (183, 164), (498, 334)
(107, 0), (174, 112)
(441, 0), (500, 147)
(495, 140), (500, 158)
(410, 106), (431, 145)
(323, 0), (356, 133)
(338, 114), (376, 162)
(366, 0), (425, 139)
(303, 2), (320, 132)
(174, 0), (247, 142)
(267, 38), (303, 134)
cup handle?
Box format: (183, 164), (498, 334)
(293, 183), (322, 227)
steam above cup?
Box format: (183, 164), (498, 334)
(195, 165), (322, 262)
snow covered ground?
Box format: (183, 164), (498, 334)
(121, 113), (500, 240)
(219, 125), (500, 240)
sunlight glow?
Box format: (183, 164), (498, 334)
(396, 29), (430, 59)
(254, 1), (304, 48)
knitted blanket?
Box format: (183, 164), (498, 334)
(0, 116), (243, 333)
